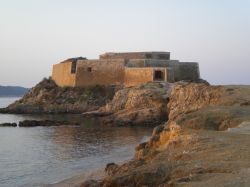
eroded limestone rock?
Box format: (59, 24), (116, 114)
(99, 82), (171, 126)
(80, 83), (250, 187)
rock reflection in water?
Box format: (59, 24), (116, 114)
(51, 124), (150, 160)
(0, 117), (152, 187)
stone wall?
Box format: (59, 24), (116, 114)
(126, 59), (145, 67)
(52, 61), (76, 87)
(126, 59), (178, 68)
(181, 62), (200, 81)
(166, 68), (175, 83)
(75, 59), (125, 86)
(100, 52), (170, 60)
(100, 52), (145, 60)
(124, 67), (173, 87)
(144, 59), (178, 68)
(174, 62), (200, 81)
(51, 53), (200, 87)
(124, 68), (154, 87)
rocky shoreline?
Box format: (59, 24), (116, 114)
(1, 79), (250, 186)
(79, 83), (250, 187)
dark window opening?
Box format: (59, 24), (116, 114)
(87, 67), (92, 72)
(145, 53), (152, 59)
(154, 70), (164, 81)
(71, 60), (77, 74)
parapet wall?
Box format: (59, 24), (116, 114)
(100, 52), (170, 60)
(144, 59), (178, 68)
(100, 52), (146, 60)
(52, 61), (76, 87)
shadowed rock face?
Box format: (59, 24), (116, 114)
(81, 83), (250, 187)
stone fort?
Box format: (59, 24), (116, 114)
(52, 51), (200, 87)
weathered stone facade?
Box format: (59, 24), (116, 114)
(52, 52), (200, 87)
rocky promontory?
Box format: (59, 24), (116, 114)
(80, 83), (250, 187)
(2, 77), (250, 186)
(0, 78), (118, 114)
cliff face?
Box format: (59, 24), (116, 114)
(98, 82), (172, 126)
(0, 78), (117, 114)
(81, 83), (250, 187)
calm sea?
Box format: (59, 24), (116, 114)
(0, 97), (152, 187)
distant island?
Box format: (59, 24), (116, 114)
(0, 86), (29, 97)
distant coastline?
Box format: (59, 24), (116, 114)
(0, 86), (29, 97)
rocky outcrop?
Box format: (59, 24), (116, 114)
(83, 127), (250, 187)
(81, 83), (250, 187)
(167, 83), (250, 130)
(168, 83), (226, 120)
(18, 120), (79, 127)
(0, 123), (17, 127)
(0, 78), (118, 114)
(0, 120), (79, 127)
(97, 82), (172, 126)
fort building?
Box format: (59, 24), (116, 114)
(52, 51), (200, 87)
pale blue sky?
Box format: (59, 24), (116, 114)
(0, 0), (249, 87)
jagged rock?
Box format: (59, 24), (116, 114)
(135, 142), (147, 151)
(152, 124), (165, 137)
(99, 82), (171, 126)
(105, 163), (119, 176)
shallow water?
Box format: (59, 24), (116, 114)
(227, 121), (250, 135)
(0, 98), (152, 187)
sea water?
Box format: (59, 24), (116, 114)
(0, 98), (152, 187)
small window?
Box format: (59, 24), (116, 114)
(71, 60), (77, 74)
(87, 67), (92, 72)
(145, 53), (152, 59)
